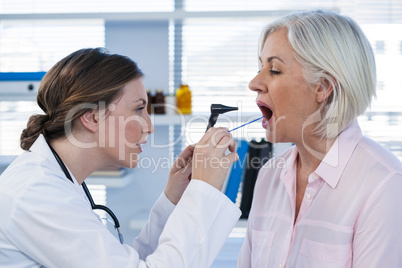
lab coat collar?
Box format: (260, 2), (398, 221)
(29, 134), (80, 185)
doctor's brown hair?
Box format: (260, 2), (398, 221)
(20, 48), (144, 150)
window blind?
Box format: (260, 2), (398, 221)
(0, 0), (401, 161)
(179, 1), (402, 114)
(185, 0), (338, 11)
(0, 19), (105, 155)
(180, 17), (266, 114)
(177, 0), (402, 160)
(0, 20), (104, 72)
(0, 0), (173, 13)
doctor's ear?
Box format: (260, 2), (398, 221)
(316, 75), (335, 103)
(79, 109), (100, 133)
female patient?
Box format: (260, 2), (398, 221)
(0, 48), (240, 267)
(238, 10), (402, 267)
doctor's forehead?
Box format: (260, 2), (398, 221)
(121, 79), (146, 97)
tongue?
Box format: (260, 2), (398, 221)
(262, 106), (272, 121)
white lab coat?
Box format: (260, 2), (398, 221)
(0, 135), (241, 267)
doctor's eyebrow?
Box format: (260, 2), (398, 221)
(133, 98), (147, 105)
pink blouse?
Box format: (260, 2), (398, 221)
(238, 121), (402, 267)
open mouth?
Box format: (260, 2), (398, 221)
(136, 144), (143, 153)
(136, 141), (146, 151)
(258, 103), (273, 122)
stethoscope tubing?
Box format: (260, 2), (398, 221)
(47, 141), (124, 244)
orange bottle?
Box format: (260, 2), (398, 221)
(176, 84), (192, 114)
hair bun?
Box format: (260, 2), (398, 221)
(40, 114), (50, 123)
(20, 114), (51, 150)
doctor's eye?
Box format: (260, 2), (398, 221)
(136, 106), (145, 113)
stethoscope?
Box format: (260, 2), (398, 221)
(47, 141), (124, 244)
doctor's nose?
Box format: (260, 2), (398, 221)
(148, 122), (155, 135)
(145, 114), (154, 135)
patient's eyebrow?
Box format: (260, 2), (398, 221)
(267, 56), (285, 64)
(258, 56), (285, 64)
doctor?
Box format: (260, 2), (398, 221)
(0, 48), (241, 267)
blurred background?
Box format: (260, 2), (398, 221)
(1, 1), (401, 266)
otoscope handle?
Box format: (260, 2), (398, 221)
(206, 113), (219, 132)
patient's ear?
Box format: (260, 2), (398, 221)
(79, 110), (99, 133)
(316, 76), (335, 103)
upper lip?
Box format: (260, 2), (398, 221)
(256, 100), (271, 109)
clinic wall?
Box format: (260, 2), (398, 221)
(104, 21), (171, 242)
(105, 20), (169, 92)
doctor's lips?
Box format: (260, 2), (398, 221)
(136, 141), (147, 151)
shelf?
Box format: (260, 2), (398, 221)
(150, 114), (193, 125)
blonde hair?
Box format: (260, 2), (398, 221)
(260, 10), (376, 139)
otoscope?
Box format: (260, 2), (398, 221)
(205, 104), (238, 132)
(205, 103), (265, 132)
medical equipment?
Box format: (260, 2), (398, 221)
(205, 104), (264, 133)
(206, 104), (238, 132)
(228, 116), (265, 132)
(47, 142), (124, 244)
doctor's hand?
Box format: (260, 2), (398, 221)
(165, 144), (195, 205)
(192, 127), (238, 191)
